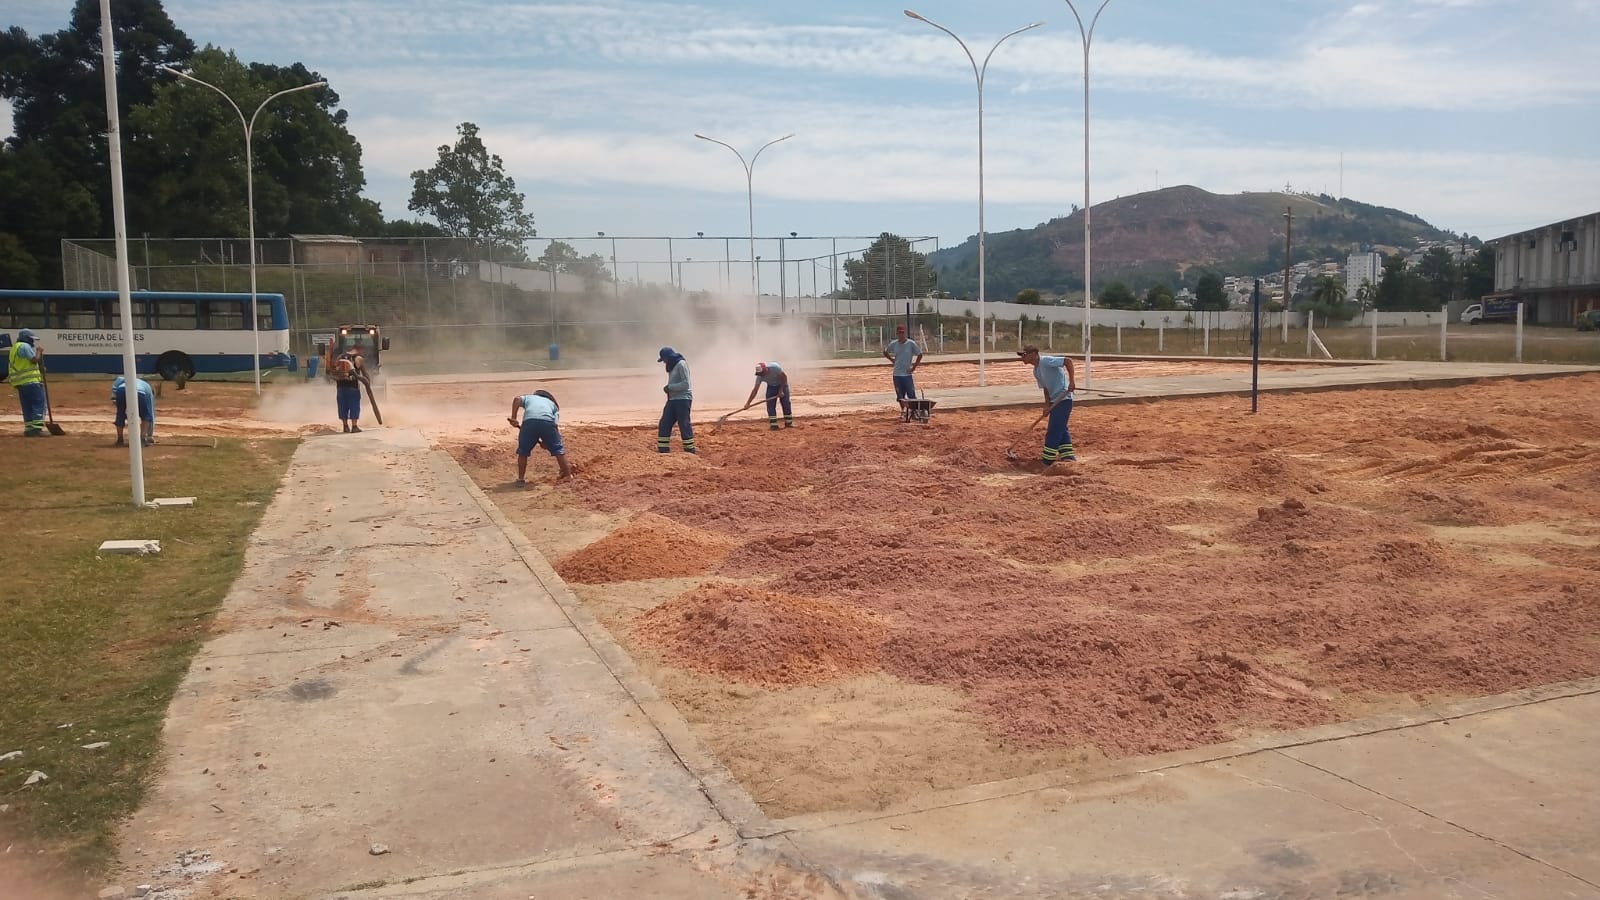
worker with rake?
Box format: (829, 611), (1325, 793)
(112, 375), (156, 447)
(744, 361), (794, 430)
(656, 346), (695, 454)
(1018, 345), (1077, 464)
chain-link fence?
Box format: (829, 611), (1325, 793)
(61, 234), (946, 368)
(59, 236), (1600, 370)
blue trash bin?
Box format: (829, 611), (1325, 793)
(548, 343), (560, 362)
(305, 356), (320, 379)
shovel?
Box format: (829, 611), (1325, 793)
(39, 368), (66, 436)
(1003, 395), (1072, 461)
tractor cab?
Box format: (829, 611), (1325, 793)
(326, 325), (390, 376)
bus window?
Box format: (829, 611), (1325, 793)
(200, 299), (245, 330)
(154, 300), (199, 330)
(258, 307), (275, 331)
(51, 297), (99, 328)
(0, 297), (46, 329)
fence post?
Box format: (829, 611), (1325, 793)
(1203, 320), (1210, 356)
(1117, 322), (1122, 354)
(1370, 310), (1378, 359)
(1306, 311), (1315, 357)
(1048, 320), (1054, 350)
(1017, 319), (1022, 345)
(1158, 324), (1165, 353)
(1439, 305), (1448, 361)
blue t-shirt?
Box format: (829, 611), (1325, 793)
(520, 394), (559, 422)
(112, 376), (154, 401)
(887, 339), (921, 376)
(1033, 356), (1073, 402)
(756, 362), (786, 386)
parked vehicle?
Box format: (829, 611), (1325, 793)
(1576, 309), (1600, 332)
(1461, 298), (1521, 325)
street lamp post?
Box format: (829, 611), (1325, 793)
(905, 10), (1042, 386)
(159, 67), (325, 396)
(1061, 0), (1114, 390)
(694, 132), (794, 329)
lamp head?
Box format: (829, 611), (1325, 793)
(904, 9), (926, 21)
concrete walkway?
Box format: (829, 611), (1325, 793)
(116, 369), (1600, 898)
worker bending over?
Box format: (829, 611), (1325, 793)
(112, 375), (156, 447)
(745, 361), (793, 431)
(509, 389), (574, 485)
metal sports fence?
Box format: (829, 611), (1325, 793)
(61, 234), (943, 368)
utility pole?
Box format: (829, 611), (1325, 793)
(1282, 207), (1294, 343)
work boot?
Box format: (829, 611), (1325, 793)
(769, 424), (780, 432)
(24, 430), (44, 437)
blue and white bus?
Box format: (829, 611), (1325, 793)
(0, 290), (297, 380)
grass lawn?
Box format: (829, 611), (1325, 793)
(0, 432), (296, 876)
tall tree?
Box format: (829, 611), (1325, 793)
(409, 122), (534, 248)
(126, 47), (380, 239)
(0, 0), (194, 283)
(844, 233), (937, 300)
(1416, 246), (1456, 304)
(539, 240), (611, 284)
(1193, 271), (1228, 310)
(1463, 246), (1495, 301)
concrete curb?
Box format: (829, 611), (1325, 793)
(445, 449), (775, 840)
(767, 675), (1600, 837)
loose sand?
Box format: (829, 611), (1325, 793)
(446, 374), (1600, 818)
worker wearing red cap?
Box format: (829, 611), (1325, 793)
(743, 361), (793, 430)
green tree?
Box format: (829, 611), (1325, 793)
(1416, 246), (1456, 304)
(1463, 246), (1495, 301)
(1143, 284), (1176, 310)
(409, 122), (534, 246)
(844, 233), (936, 300)
(1193, 271), (1228, 310)
(0, 0), (195, 283)
(1015, 288), (1043, 305)
(1307, 274), (1357, 321)
(539, 240), (611, 284)
(0, 142), (99, 285)
(1355, 279), (1378, 310)
(1099, 280), (1139, 310)
(127, 47), (380, 238)
(1375, 253), (1431, 311)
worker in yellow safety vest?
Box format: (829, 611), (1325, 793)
(7, 328), (48, 436)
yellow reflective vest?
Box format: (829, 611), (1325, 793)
(7, 342), (42, 388)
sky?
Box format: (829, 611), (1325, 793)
(6, 0), (1599, 283)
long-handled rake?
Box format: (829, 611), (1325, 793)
(712, 399), (767, 433)
(1003, 395), (1072, 461)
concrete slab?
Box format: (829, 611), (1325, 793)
(781, 728), (1600, 899)
(1285, 693), (1600, 886)
(116, 429), (733, 898)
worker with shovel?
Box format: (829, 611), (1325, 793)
(7, 328), (49, 437)
(112, 375), (156, 447)
(1018, 345), (1077, 465)
(744, 361), (794, 431)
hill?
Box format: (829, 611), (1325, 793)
(928, 186), (1460, 299)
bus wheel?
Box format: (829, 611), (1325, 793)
(156, 351), (195, 382)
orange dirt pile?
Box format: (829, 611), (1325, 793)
(494, 374), (1600, 761)
(554, 513), (736, 583)
(635, 582), (887, 685)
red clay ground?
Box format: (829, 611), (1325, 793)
(444, 374), (1600, 817)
